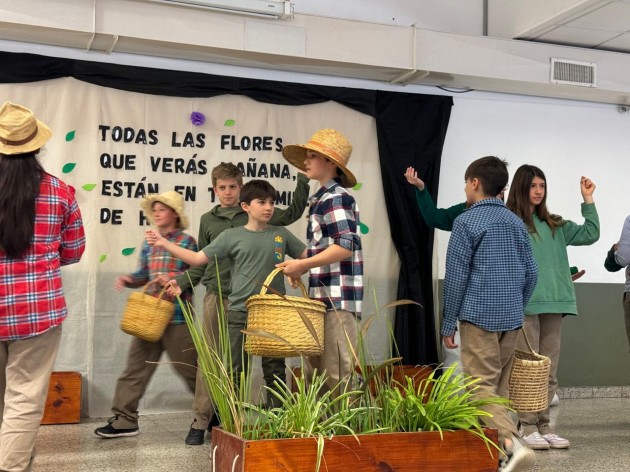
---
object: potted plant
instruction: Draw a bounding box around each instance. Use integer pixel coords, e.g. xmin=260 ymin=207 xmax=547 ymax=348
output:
xmin=179 ymin=289 xmax=506 ymax=472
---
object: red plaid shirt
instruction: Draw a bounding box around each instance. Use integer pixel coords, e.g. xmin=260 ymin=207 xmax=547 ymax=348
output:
xmin=0 ymin=173 xmax=85 ymax=340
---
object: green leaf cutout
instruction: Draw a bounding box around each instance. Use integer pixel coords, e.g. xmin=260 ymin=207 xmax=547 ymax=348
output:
xmin=224 ymin=119 xmax=235 ymax=127
xmin=353 ymin=182 xmax=363 ymax=191
xmin=62 ymin=163 xmax=76 ymax=174
xmin=359 ymin=222 xmax=370 ymax=235
xmin=65 ymin=130 xmax=76 ymax=142
xmin=82 ymin=183 xmax=97 ymax=191
xmin=121 ymin=247 xmax=136 ymax=256
xmin=99 ymin=254 xmax=107 ymax=263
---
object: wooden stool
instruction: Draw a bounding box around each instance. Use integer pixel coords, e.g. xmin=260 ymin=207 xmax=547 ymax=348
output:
xmin=41 ymin=371 xmax=82 ymax=425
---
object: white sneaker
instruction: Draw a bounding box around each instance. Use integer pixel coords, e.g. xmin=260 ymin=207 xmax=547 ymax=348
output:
xmin=542 ymin=433 xmax=570 ymax=449
xmin=550 ymin=393 xmax=560 ymax=406
xmin=520 ymin=431 xmax=550 ymax=450
xmin=499 ymin=437 xmax=535 ymax=472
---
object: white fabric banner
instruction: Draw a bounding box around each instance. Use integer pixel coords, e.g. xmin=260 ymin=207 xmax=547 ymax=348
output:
xmin=1 ymin=78 xmax=399 ymax=417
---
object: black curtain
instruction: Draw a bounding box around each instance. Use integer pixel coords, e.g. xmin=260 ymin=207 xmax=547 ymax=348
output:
xmin=0 ymin=51 xmax=452 ymax=365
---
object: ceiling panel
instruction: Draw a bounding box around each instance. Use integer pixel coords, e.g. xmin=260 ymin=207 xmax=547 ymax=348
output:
xmin=564 ymin=2 xmax=630 ymax=32
xmin=535 ymin=25 xmax=623 ymax=48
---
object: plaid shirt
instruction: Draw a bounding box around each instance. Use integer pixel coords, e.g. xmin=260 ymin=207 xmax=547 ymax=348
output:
xmin=129 ymin=230 xmax=197 ymax=324
xmin=442 ymin=199 xmax=538 ymax=336
xmin=0 ymin=173 xmax=85 ymax=341
xmin=307 ymin=179 xmax=363 ymax=314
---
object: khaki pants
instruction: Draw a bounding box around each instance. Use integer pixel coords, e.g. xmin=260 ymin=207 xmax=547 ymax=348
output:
xmin=110 ymin=324 xmax=197 ymax=429
xmin=517 ymin=313 xmax=563 ymax=435
xmin=459 ymin=321 xmax=518 ymax=446
xmin=228 ymin=311 xmax=286 ymax=408
xmin=191 ymin=292 xmax=228 ymax=429
xmin=305 ymin=309 xmax=358 ymax=396
xmin=0 ymin=325 xmax=62 ymax=472
xmin=624 ymin=292 xmax=630 ymax=353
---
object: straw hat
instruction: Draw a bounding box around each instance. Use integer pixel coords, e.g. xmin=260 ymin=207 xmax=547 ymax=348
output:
xmin=140 ymin=191 xmax=189 ymax=230
xmin=282 ymin=129 xmax=356 ymax=188
xmin=0 ymin=102 xmax=52 ymax=155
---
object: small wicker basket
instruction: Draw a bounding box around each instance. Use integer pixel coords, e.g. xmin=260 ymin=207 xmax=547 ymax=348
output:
xmin=245 ymin=268 xmax=326 ymax=358
xmin=508 ymin=329 xmax=551 ymax=412
xmin=120 ymin=286 xmax=175 ymax=342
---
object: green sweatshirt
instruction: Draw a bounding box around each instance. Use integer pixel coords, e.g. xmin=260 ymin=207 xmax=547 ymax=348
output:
xmin=525 ymin=203 xmax=599 ymax=316
xmin=414 ymin=188 xmax=466 ymax=231
xmin=175 ymin=173 xmax=310 ymax=296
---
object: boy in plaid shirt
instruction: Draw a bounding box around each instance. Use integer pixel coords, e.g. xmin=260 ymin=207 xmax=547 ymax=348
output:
xmin=278 ymin=129 xmax=363 ymax=396
xmin=95 ymin=191 xmax=198 ymax=439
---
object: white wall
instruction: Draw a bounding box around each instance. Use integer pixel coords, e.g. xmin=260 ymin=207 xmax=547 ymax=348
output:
xmin=436 ymin=90 xmax=630 ymax=283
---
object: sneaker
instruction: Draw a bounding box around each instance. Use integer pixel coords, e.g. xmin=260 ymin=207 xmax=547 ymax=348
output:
xmin=94 ymin=417 xmax=138 ymax=438
xmin=542 ymin=433 xmax=570 ymax=449
xmin=185 ymin=427 xmax=205 ymax=446
xmin=499 ymin=438 xmax=535 ymax=472
xmin=520 ymin=431 xmax=550 ymax=451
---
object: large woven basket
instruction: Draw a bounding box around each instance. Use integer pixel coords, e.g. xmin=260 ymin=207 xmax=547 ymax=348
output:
xmin=120 ymin=286 xmax=175 ymax=342
xmin=245 ymin=268 xmax=326 ymax=358
xmin=508 ymin=329 xmax=551 ymax=412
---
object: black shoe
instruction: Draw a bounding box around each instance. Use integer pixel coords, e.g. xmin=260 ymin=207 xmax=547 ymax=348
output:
xmin=94 ymin=417 xmax=139 ymax=438
xmin=207 ymin=414 xmax=220 ymax=432
xmin=185 ymin=427 xmax=205 ymax=445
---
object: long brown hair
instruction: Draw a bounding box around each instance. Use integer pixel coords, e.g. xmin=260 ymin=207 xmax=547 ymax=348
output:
xmin=0 ymin=151 xmax=44 ymax=258
xmin=506 ymin=164 xmax=564 ymax=236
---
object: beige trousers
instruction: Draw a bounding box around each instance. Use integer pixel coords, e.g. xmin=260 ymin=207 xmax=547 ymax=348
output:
xmin=0 ymin=325 xmax=62 ymax=472
xmin=517 ymin=313 xmax=563 ymax=435
xmin=305 ymin=309 xmax=358 ymax=396
xmin=459 ymin=321 xmax=519 ymax=446
xmin=191 ymin=292 xmax=228 ymax=429
xmin=110 ymin=323 xmax=197 ymax=429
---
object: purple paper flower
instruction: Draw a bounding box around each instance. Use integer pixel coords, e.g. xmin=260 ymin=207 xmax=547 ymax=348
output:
xmin=190 ymin=111 xmax=206 ymax=126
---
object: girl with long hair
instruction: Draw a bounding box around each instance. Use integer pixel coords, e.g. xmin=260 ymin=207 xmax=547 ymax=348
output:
xmin=0 ymin=102 xmax=85 ymax=471
xmin=506 ymin=164 xmax=599 ymax=451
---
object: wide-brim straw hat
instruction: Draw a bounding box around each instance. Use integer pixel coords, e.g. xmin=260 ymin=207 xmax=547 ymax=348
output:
xmin=0 ymin=102 xmax=52 ymax=155
xmin=282 ymin=129 xmax=356 ymax=188
xmin=140 ymin=191 xmax=189 ymax=230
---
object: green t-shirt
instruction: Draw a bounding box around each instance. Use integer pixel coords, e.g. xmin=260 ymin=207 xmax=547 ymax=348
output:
xmin=201 ymin=225 xmax=306 ymax=312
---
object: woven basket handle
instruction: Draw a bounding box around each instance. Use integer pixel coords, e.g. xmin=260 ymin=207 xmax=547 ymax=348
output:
xmin=141 ymin=282 xmax=170 ymax=301
xmin=518 ymin=327 xmax=537 ymax=355
xmin=260 ymin=267 xmax=308 ymax=298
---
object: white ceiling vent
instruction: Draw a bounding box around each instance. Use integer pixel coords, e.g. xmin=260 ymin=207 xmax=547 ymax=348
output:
xmin=550 ymin=58 xmax=596 ymax=87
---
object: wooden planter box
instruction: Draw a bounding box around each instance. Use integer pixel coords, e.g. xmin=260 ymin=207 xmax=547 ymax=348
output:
xmin=211 ymin=427 xmax=499 ymax=472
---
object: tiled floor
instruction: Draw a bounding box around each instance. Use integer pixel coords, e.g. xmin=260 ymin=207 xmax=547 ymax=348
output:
xmin=33 ymin=397 xmax=630 ymax=471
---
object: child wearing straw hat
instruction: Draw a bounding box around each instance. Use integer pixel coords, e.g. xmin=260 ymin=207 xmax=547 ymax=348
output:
xmin=0 ymin=102 xmax=85 ymax=471
xmin=276 ymin=129 xmax=363 ymax=396
xmin=94 ymin=191 xmax=198 ymax=439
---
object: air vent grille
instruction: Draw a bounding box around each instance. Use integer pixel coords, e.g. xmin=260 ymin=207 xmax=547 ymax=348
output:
xmin=550 ymin=58 xmax=596 ymax=87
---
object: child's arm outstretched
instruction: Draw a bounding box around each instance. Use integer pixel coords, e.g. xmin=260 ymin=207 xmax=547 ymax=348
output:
xmin=146 ymin=229 xmax=209 ymax=267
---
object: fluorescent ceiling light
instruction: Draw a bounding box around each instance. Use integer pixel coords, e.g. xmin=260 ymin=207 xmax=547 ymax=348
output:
xmin=146 ymin=0 xmax=292 ymax=19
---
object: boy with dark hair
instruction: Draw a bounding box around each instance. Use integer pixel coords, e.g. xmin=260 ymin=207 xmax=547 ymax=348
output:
xmin=146 ymin=179 xmax=306 ymax=418
xmin=168 ymin=162 xmax=309 ymax=445
xmin=442 ymin=156 xmax=538 ymax=472
xmin=277 ymin=129 xmax=363 ymax=397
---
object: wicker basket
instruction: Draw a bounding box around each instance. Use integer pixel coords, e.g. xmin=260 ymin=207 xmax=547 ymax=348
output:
xmin=120 ymin=286 xmax=175 ymax=342
xmin=508 ymin=329 xmax=551 ymax=412
xmin=244 ymin=268 xmax=326 ymax=358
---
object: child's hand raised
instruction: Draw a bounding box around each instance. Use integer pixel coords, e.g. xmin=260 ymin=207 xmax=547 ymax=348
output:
xmin=404 ymin=167 xmax=425 ymax=190
xmin=580 ymin=176 xmax=596 ymax=202
xmin=145 ymin=229 xmax=165 ymax=247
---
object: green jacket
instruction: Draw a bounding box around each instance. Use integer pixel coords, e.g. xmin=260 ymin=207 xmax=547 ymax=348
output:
xmin=525 ymin=203 xmax=599 ymax=316
xmin=175 ymin=173 xmax=310 ymax=296
xmin=414 ymin=188 xmax=466 ymax=231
